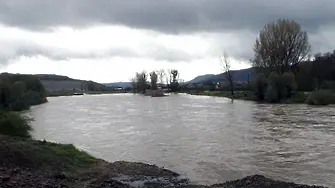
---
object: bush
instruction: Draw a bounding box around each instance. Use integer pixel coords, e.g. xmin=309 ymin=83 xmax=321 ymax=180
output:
xmin=265 ymin=85 xmax=279 ymax=103
xmin=287 ymin=92 xmax=308 ymax=103
xmin=10 ymin=100 xmax=30 ymax=111
xmin=0 ymin=111 xmax=33 ymax=138
xmin=22 ymin=90 xmax=45 ymax=105
xmin=306 ymin=90 xmax=334 ymax=105
xmin=320 ymin=81 xmax=335 ymax=91
xmin=255 ymin=73 xmax=267 ymax=101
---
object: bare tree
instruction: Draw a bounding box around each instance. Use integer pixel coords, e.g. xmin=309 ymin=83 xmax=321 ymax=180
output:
xmin=166 ymin=69 xmax=171 ymax=85
xmin=220 ymin=52 xmax=234 ymax=96
xmin=157 ymin=69 xmax=165 ymax=85
xmin=251 ymin=19 xmax=311 ymax=75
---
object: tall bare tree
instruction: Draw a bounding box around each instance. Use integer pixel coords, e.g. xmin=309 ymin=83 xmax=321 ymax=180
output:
xmin=220 ymin=52 xmax=234 ymax=96
xmin=251 ymin=19 xmax=311 ymax=75
xmin=157 ymin=69 xmax=166 ymax=85
xmin=166 ymin=69 xmax=171 ymax=85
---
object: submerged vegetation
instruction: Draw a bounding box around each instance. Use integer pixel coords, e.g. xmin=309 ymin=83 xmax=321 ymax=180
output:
xmin=130 ymin=69 xmax=182 ymax=96
xmin=185 ymin=19 xmax=335 ymax=105
xmin=249 ymin=19 xmax=334 ymax=105
xmin=306 ymin=90 xmax=335 ymax=106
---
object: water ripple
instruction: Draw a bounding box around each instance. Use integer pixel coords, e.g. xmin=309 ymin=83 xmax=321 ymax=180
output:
xmin=25 ymin=94 xmax=335 ymax=187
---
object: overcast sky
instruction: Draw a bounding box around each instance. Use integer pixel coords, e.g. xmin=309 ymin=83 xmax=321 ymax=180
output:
xmin=0 ymin=0 xmax=334 ymax=82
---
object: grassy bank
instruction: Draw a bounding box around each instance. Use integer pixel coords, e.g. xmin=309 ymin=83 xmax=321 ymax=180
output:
xmin=0 ymin=135 xmax=99 ymax=172
xmin=0 ymin=134 xmax=327 ymax=188
xmin=185 ymin=90 xmax=321 ymax=104
xmin=46 ymin=90 xmax=129 ymax=97
xmin=186 ymin=91 xmax=257 ymax=101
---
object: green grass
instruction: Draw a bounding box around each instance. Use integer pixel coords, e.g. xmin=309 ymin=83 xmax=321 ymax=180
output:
xmin=187 ymin=90 xmax=314 ymax=104
xmin=187 ymin=91 xmax=256 ymax=101
xmin=0 ymin=134 xmax=100 ymax=172
xmin=47 ymin=90 xmax=129 ymax=97
xmin=0 ymin=111 xmax=33 ymax=138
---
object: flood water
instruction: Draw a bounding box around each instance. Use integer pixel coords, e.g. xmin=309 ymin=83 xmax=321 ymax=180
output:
xmin=26 ymin=94 xmax=335 ymax=187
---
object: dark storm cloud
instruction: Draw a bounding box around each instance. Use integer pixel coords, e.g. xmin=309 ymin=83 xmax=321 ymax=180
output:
xmin=0 ymin=0 xmax=334 ymax=33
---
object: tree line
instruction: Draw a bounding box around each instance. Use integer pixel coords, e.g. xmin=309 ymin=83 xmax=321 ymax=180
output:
xmin=0 ymin=73 xmax=47 ymax=111
xmin=130 ymin=69 xmax=181 ymax=93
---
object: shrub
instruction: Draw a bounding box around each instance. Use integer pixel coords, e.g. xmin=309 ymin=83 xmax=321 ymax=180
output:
xmin=306 ymin=90 xmax=334 ymax=105
xmin=22 ymin=90 xmax=45 ymax=105
xmin=320 ymin=81 xmax=335 ymax=91
xmin=265 ymin=85 xmax=279 ymax=103
xmin=10 ymin=100 xmax=30 ymax=111
xmin=254 ymin=73 xmax=267 ymax=101
xmin=287 ymin=92 xmax=308 ymax=103
xmin=0 ymin=111 xmax=33 ymax=138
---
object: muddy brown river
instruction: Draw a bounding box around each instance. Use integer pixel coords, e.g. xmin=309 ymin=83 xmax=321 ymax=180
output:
xmin=26 ymin=94 xmax=335 ymax=187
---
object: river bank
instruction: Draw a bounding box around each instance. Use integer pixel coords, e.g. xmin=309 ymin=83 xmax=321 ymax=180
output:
xmin=0 ymin=135 xmax=326 ymax=188
xmin=185 ymin=91 xmax=312 ymax=104
xmin=46 ymin=90 xmax=130 ymax=97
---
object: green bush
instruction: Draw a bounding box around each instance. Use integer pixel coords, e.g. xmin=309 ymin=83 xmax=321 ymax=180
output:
xmin=320 ymin=81 xmax=335 ymax=91
xmin=0 ymin=73 xmax=47 ymax=111
xmin=287 ymin=92 xmax=308 ymax=103
xmin=22 ymin=90 xmax=45 ymax=105
xmin=306 ymin=90 xmax=334 ymax=105
xmin=265 ymin=85 xmax=279 ymax=103
xmin=0 ymin=111 xmax=33 ymax=138
xmin=254 ymin=73 xmax=267 ymax=101
xmin=10 ymin=100 xmax=30 ymax=111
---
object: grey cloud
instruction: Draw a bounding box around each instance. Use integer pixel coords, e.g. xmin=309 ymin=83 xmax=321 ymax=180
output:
xmin=0 ymin=0 xmax=334 ymax=33
xmin=0 ymin=40 xmax=197 ymax=64
xmin=0 ymin=41 xmax=138 ymax=63
xmin=0 ymin=0 xmax=334 ymax=63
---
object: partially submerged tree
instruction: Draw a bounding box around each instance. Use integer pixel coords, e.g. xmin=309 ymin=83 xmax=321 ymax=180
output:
xmin=150 ymin=71 xmax=158 ymax=90
xmin=251 ymin=19 xmax=311 ymax=75
xmin=249 ymin=19 xmax=310 ymax=102
xmin=170 ymin=69 xmax=179 ymax=92
xmin=220 ymin=52 xmax=234 ymax=96
xmin=130 ymin=77 xmax=136 ymax=93
xmin=135 ymin=71 xmax=148 ymax=93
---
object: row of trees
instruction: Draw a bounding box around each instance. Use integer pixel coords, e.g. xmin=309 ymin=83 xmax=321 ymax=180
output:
xmin=0 ymin=73 xmax=47 ymax=111
xmin=130 ymin=69 xmax=181 ymax=93
xmin=221 ymin=18 xmax=334 ymax=104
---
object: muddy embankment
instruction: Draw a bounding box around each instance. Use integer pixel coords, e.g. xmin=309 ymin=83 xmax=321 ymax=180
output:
xmin=0 ymin=135 xmax=327 ymax=188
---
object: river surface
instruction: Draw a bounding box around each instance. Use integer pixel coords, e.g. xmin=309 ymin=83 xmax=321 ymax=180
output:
xmin=26 ymin=94 xmax=335 ymax=187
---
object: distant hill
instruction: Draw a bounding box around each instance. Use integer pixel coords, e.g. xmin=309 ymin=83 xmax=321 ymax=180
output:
xmin=103 ymin=68 xmax=254 ymax=88
xmin=187 ymin=74 xmax=215 ymax=84
xmin=188 ymin=68 xmax=254 ymax=84
xmin=103 ymin=82 xmax=132 ymax=88
xmin=35 ymin=74 xmax=107 ymax=92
